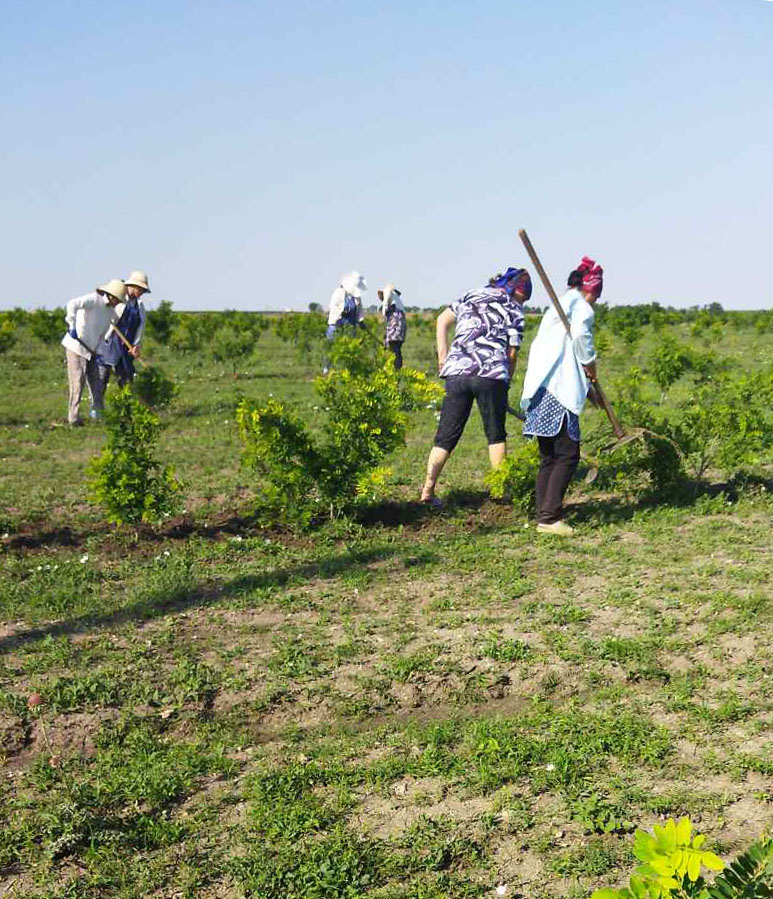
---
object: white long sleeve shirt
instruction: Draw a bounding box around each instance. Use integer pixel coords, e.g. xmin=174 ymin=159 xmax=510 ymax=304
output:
xmin=61 ymin=292 xmax=118 ymax=359
xmin=520 ymin=289 xmax=596 ymax=416
xmin=327 ymin=287 xmax=364 ymax=326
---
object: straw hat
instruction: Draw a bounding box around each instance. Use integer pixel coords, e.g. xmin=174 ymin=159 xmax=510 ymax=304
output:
xmin=97 ymin=279 xmax=128 ymax=303
xmin=124 ymin=270 xmax=151 ymax=292
xmin=340 ymin=271 xmax=367 ymax=298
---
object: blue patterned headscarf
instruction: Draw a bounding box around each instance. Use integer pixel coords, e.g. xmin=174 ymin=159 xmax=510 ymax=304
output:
xmin=490 ymin=267 xmax=532 ymax=301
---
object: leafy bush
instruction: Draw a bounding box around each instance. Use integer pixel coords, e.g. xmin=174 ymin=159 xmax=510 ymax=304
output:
xmin=88 ymin=388 xmax=181 ymax=525
xmin=650 ymin=336 xmax=695 ymax=393
xmin=145 ymin=299 xmax=175 ymax=345
xmin=28 ymin=308 xmax=65 ymax=345
xmin=169 ymin=315 xmax=205 ymax=355
xmin=237 ymin=335 xmax=442 ymax=524
xmin=211 ymin=324 xmax=256 ymax=370
xmin=273 ymin=312 xmax=327 ymax=358
xmin=591 ymin=816 xmax=773 ymax=899
xmin=0 ymin=318 xmax=17 ymax=354
xmin=131 ymin=365 xmax=178 ymax=408
xmin=484 ymin=441 xmax=539 ymax=511
xmin=667 ymin=368 xmax=773 ymax=479
xmin=594 ymin=435 xmax=685 ymax=501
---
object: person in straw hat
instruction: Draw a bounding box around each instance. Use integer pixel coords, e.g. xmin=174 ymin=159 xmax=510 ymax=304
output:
xmin=61 ymin=279 xmax=127 ymax=426
xmin=92 ymin=270 xmax=151 ymax=412
xmin=378 ymin=283 xmax=407 ymax=370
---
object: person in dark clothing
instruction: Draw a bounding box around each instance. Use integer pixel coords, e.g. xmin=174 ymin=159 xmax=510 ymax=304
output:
xmin=420 ymin=267 xmax=532 ymax=507
xmin=379 ymin=283 xmax=407 ymax=370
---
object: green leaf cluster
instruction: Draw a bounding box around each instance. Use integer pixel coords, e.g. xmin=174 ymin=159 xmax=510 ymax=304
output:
xmin=484 ymin=441 xmax=539 ymax=511
xmin=88 ymin=387 xmax=181 ymax=525
xmin=591 ymin=818 xmax=732 ymax=899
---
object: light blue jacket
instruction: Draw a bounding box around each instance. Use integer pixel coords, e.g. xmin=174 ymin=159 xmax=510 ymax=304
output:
xmin=520 ymin=289 xmax=596 ymax=416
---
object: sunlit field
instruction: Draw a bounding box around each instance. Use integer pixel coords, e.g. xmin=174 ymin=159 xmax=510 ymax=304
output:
xmin=1 ymin=305 xmax=772 ymax=898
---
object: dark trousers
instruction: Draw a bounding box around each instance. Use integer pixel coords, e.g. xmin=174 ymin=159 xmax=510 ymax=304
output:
xmin=93 ymin=363 xmax=132 ymax=411
xmin=535 ymin=420 xmax=580 ymax=523
xmin=386 ymin=341 xmax=403 ymax=370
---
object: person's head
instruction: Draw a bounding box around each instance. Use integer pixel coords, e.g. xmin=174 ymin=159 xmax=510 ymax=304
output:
xmin=340 ymin=271 xmax=367 ymax=298
xmin=568 ymin=257 xmax=603 ymax=304
xmin=489 ymin=267 xmax=533 ymax=305
xmin=97 ymin=279 xmax=127 ymax=307
xmin=124 ymin=270 xmax=151 ymax=300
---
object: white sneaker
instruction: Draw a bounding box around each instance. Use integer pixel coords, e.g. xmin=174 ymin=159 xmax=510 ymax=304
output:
xmin=89 ymin=409 xmax=101 ymax=420
xmin=536 ymin=521 xmax=574 ymax=536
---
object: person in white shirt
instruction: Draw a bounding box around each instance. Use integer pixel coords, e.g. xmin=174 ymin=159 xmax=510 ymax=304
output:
xmin=61 ymin=279 xmax=126 ymax=426
xmin=520 ymin=257 xmax=603 ymax=535
xmin=93 ymin=270 xmax=150 ymax=412
xmin=323 ymin=271 xmax=367 ymax=373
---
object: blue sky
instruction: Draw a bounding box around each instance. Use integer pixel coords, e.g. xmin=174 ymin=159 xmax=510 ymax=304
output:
xmin=1 ymin=0 xmax=771 ymax=310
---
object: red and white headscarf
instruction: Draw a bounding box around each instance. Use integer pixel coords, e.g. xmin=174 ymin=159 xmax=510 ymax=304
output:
xmin=576 ymin=257 xmax=603 ymax=298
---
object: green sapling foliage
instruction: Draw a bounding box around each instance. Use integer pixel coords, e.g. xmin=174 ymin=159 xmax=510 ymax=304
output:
xmin=484 ymin=442 xmax=540 ymax=512
xmin=88 ymin=387 xmax=181 ymax=525
xmin=145 ymin=299 xmax=175 ymax=345
xmin=0 ymin=317 xmax=17 ymax=355
xmin=237 ymin=334 xmax=442 ymax=523
xmin=131 ymin=365 xmax=178 ymax=409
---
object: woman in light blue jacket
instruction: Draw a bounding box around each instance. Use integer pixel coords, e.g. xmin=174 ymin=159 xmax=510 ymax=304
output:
xmin=520 ymin=258 xmax=603 ymax=535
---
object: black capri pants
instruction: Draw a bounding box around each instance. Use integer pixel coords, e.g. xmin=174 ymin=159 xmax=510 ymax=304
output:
xmin=433 ymin=376 xmax=508 ymax=452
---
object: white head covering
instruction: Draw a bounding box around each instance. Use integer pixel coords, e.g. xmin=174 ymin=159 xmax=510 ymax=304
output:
xmin=340 ymin=271 xmax=367 ymax=298
xmin=380 ymin=283 xmax=404 ymax=315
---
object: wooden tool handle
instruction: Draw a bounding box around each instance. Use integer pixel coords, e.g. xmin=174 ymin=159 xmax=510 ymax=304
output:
xmin=518 ymin=229 xmax=625 ymax=440
xmin=588 ymin=378 xmax=625 ymax=439
xmin=518 ymin=229 xmax=571 ymax=334
xmin=111 ymin=323 xmax=134 ymax=351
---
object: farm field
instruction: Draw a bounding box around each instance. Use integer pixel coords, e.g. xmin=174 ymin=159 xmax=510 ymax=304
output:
xmin=1 ymin=307 xmax=773 ymax=898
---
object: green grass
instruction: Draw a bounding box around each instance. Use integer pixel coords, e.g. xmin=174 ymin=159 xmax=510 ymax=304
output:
xmin=1 ymin=311 xmax=773 ymax=896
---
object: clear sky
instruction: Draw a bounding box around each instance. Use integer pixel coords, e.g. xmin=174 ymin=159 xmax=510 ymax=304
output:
xmin=1 ymin=0 xmax=771 ymax=311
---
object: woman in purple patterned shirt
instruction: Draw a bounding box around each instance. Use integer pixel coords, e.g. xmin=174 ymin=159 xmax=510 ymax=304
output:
xmin=420 ymin=267 xmax=532 ymax=507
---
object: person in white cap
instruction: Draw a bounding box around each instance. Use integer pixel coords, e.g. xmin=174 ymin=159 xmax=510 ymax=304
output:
xmin=61 ymin=279 xmax=127 ymax=426
xmin=92 ymin=270 xmax=150 ymax=410
xmin=379 ymin=283 xmax=407 ymax=370
xmin=323 ymin=271 xmax=368 ymax=373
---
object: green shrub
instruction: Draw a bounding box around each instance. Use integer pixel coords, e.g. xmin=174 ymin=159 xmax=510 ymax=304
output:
xmin=169 ymin=315 xmax=205 ymax=354
xmin=484 ymin=441 xmax=539 ymax=511
xmin=131 ymin=365 xmax=178 ymax=408
xmin=237 ymin=335 xmax=442 ymax=524
xmin=88 ymin=388 xmax=181 ymax=525
xmin=667 ymin=368 xmax=773 ymax=479
xmin=595 ymin=435 xmax=685 ymax=501
xmin=28 ymin=308 xmax=65 ymax=345
xmin=0 ymin=318 xmax=17 ymax=354
xmin=211 ymin=324 xmax=256 ymax=370
xmin=273 ymin=312 xmax=327 ymax=359
xmin=145 ymin=299 xmax=175 ymax=345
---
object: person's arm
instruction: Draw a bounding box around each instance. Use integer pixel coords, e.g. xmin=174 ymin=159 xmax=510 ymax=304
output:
xmin=65 ymin=293 xmax=98 ymax=330
xmin=436 ymin=307 xmax=456 ymax=370
xmin=357 ymin=300 xmax=366 ymax=328
xmin=506 ymin=304 xmax=525 ymax=381
xmin=507 ymin=346 xmax=518 ymax=379
xmin=571 ymin=305 xmax=597 ymax=382
xmin=328 ymin=289 xmax=344 ymax=325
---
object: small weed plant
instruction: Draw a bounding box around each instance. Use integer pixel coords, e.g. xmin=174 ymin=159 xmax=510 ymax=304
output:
xmin=88 ymin=387 xmax=181 ymax=525
xmin=591 ymin=817 xmax=773 ymax=899
xmin=484 ymin=441 xmax=539 ymax=511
